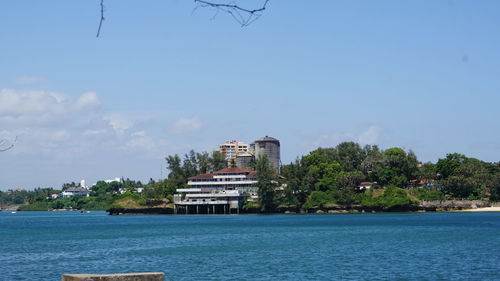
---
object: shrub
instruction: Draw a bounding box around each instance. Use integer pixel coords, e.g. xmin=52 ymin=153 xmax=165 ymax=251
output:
xmin=18 ymin=201 xmax=50 ymax=211
xmin=303 ymin=191 xmax=334 ymax=209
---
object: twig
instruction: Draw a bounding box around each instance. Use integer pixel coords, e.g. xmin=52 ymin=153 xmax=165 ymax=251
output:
xmin=96 ymin=0 xmax=105 ymax=37
xmin=194 ymin=0 xmax=269 ymax=27
xmin=95 ymin=0 xmax=269 ymax=38
xmin=0 ymin=136 xmax=17 ymax=152
xmin=194 ymin=0 xmax=269 ymax=14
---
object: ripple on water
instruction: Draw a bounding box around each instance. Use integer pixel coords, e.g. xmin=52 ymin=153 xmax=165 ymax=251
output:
xmin=0 ymin=212 xmax=499 ymax=281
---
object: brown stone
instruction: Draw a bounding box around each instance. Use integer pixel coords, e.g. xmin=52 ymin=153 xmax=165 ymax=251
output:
xmin=61 ymin=272 xmax=164 ymax=281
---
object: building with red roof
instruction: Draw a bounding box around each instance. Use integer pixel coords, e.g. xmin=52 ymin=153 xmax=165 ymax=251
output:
xmin=174 ymin=167 xmax=258 ymax=214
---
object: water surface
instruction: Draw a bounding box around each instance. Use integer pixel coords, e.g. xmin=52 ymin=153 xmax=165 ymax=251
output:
xmin=1 ymin=211 xmax=499 ymax=280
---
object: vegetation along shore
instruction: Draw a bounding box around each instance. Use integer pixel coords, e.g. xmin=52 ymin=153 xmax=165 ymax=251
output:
xmin=2 ymin=142 xmax=499 ymax=214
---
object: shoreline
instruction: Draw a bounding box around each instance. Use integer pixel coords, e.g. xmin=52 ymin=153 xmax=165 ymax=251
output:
xmin=5 ymin=208 xmax=500 ymax=214
xmin=458 ymin=207 xmax=500 ymax=212
xmin=106 ymin=206 xmax=500 ymax=215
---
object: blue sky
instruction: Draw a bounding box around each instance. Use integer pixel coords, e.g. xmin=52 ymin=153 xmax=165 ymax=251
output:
xmin=1 ymin=0 xmax=500 ymax=189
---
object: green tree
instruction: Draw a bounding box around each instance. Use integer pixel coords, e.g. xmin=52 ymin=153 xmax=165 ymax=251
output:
xmin=281 ymin=158 xmax=310 ymax=206
xmin=209 ymin=151 xmax=227 ymax=171
xmin=436 ymin=153 xmax=467 ymax=179
xmin=90 ymin=181 xmax=111 ymax=196
xmin=303 ymin=191 xmax=332 ymax=209
xmin=361 ymin=145 xmax=385 ymax=181
xmin=377 ymin=147 xmax=419 ymax=187
xmin=182 ymin=150 xmax=199 ymax=178
xmin=256 ymin=155 xmax=276 ymax=212
xmin=196 ymin=152 xmax=210 ymax=173
xmin=333 ymin=170 xmax=364 ymax=204
xmin=166 ymin=154 xmax=184 ymax=178
xmin=419 ymin=162 xmax=438 ymax=182
xmin=336 ymin=142 xmax=365 ymax=172
xmin=62 ymin=182 xmax=77 ymax=191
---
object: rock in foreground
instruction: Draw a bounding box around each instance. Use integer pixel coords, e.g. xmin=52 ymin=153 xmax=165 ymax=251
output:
xmin=61 ymin=272 xmax=164 ymax=281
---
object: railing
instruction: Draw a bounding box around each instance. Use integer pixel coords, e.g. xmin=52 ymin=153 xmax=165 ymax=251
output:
xmin=188 ymin=181 xmax=257 ymax=185
xmin=175 ymin=200 xmax=230 ymax=205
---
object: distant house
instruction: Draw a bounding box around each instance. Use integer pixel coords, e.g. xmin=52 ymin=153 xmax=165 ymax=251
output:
xmin=119 ymin=187 xmax=144 ymax=194
xmin=61 ymin=186 xmax=91 ymax=198
xmin=358 ymin=181 xmax=377 ymax=190
xmin=104 ymin=177 xmax=121 ymax=184
xmin=408 ymin=179 xmax=436 ymax=188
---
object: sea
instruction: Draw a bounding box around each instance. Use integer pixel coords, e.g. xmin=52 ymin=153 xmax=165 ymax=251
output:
xmin=0 ymin=211 xmax=499 ymax=281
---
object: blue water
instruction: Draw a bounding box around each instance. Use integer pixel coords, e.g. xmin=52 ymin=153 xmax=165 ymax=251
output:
xmin=0 ymin=212 xmax=499 ymax=281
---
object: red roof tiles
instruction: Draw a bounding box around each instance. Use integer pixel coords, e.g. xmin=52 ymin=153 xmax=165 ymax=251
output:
xmin=188 ymin=173 xmax=214 ymax=180
xmin=213 ymin=167 xmax=253 ymax=174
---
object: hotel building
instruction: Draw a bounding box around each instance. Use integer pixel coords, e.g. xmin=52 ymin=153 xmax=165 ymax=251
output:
xmin=173 ymin=168 xmax=258 ymax=214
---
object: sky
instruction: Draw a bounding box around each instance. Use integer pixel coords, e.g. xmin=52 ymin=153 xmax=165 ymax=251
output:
xmin=1 ymin=0 xmax=500 ymax=190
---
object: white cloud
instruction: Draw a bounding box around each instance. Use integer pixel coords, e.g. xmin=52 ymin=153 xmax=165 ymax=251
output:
xmin=0 ymin=87 xmax=190 ymax=189
xmin=0 ymin=88 xmax=168 ymax=161
xmin=14 ymin=76 xmax=44 ymax=84
xmin=103 ymin=114 xmax=133 ymax=135
xmin=170 ymin=116 xmax=203 ymax=134
xmin=0 ymin=88 xmax=101 ymax=126
xmin=83 ymin=129 xmax=107 ymax=136
xmin=0 ymin=88 xmax=109 ymax=157
xmin=357 ymin=126 xmax=381 ymax=145
xmin=313 ymin=125 xmax=382 ymax=148
xmin=314 ymin=132 xmax=354 ymax=147
xmin=74 ymin=91 xmax=101 ymax=111
xmin=51 ymin=130 xmax=71 ymax=141
xmin=123 ymin=136 xmax=156 ymax=151
xmin=131 ymin=131 xmax=146 ymax=137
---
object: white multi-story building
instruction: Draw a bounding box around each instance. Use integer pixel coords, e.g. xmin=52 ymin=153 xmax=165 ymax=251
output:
xmin=174 ymin=167 xmax=258 ymax=214
xmin=61 ymin=186 xmax=91 ymax=198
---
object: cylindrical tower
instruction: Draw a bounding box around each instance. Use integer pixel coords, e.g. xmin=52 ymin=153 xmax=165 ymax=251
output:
xmin=254 ymin=136 xmax=280 ymax=173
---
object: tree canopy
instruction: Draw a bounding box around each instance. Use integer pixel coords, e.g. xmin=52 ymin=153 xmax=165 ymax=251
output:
xmin=9 ymin=142 xmax=500 ymax=212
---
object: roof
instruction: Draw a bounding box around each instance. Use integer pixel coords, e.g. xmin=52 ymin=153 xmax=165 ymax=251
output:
xmin=359 ymin=182 xmax=376 ymax=186
xmin=254 ymin=136 xmax=280 ymax=145
xmin=188 ymin=173 xmax=214 ymax=180
xmin=213 ymin=167 xmax=254 ymax=174
xmin=65 ymin=186 xmax=90 ymax=193
xmin=409 ymin=179 xmax=435 ymax=184
xmin=188 ymin=168 xmax=257 ymax=180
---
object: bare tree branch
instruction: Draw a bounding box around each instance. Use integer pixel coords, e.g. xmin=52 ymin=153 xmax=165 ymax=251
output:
xmin=0 ymin=137 xmax=17 ymax=152
xmin=194 ymin=0 xmax=269 ymax=14
xmin=96 ymin=0 xmax=269 ymax=37
xmin=194 ymin=0 xmax=270 ymax=27
xmin=96 ymin=0 xmax=105 ymax=37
